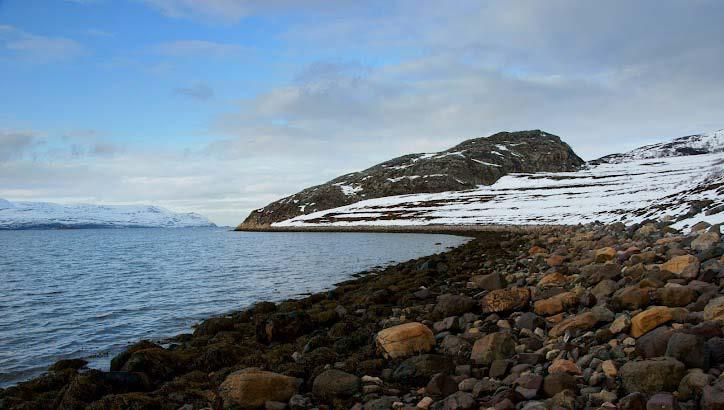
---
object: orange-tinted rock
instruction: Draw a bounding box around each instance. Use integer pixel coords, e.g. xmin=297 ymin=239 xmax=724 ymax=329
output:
xmin=480 ymin=287 xmax=530 ymax=313
xmin=533 ymin=292 xmax=579 ymax=316
xmin=538 ymin=272 xmax=570 ymax=288
xmin=549 ymin=312 xmax=599 ymax=337
xmin=548 ymin=359 xmax=582 ymax=375
xmin=546 ymin=255 xmax=566 ymax=267
xmin=661 ymin=255 xmax=700 ymax=278
xmin=631 ymin=306 xmax=673 ymax=338
xmin=375 ymin=322 xmax=435 ymax=359
xmin=595 ymin=247 xmax=617 ymax=263
xmin=219 ymin=368 xmax=301 ymax=408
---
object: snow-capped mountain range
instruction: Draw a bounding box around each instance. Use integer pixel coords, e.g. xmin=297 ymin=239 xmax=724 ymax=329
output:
xmin=0 ymin=200 xmax=216 ymax=230
xmin=267 ymin=129 xmax=724 ymax=230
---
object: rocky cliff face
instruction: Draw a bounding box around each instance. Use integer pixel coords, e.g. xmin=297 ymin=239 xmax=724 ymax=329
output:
xmin=238 ymin=130 xmax=584 ymax=228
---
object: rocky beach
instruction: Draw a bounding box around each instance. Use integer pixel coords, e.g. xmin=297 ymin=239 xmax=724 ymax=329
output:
xmin=2 ymin=220 xmax=723 ymax=409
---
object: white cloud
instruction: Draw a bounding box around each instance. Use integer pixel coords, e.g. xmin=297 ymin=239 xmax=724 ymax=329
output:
xmin=0 ymin=25 xmax=85 ymax=63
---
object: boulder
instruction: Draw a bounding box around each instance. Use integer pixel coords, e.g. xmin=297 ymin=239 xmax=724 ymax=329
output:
xmin=549 ymin=311 xmax=599 ymax=337
xmin=612 ymin=286 xmax=651 ymax=311
xmin=665 ymin=333 xmax=709 ymax=370
xmin=430 ymin=391 xmax=476 ymax=410
xmin=533 ymin=292 xmax=579 ymax=316
xmin=636 ymin=326 xmax=675 ymax=358
xmin=595 ymin=247 xmax=617 ymax=262
xmin=312 ymin=369 xmax=360 ymax=400
xmin=656 ymin=286 xmax=696 ymax=307
xmin=691 ymin=231 xmax=720 ymax=252
xmin=219 ymin=368 xmax=301 ymax=408
xmin=701 ymin=380 xmax=724 ymax=409
xmin=425 ymin=373 xmax=458 ymax=397
xmin=432 ymin=294 xmax=475 ymax=319
xmin=375 ymin=322 xmax=435 ymax=359
xmin=470 ymin=332 xmax=516 ymax=365
xmin=661 ymin=255 xmax=700 ymax=279
xmin=470 ymin=272 xmax=503 ymax=291
xmin=704 ymin=296 xmax=724 ymax=324
xmin=542 ymin=373 xmax=577 ymax=397
xmin=645 ymin=393 xmax=680 ymax=410
xmin=619 ymin=357 xmax=685 ymax=396
xmin=480 ymin=287 xmax=530 ymax=313
xmin=631 ymin=306 xmax=673 ymax=338
xmin=678 ymin=369 xmax=713 ymax=401
xmin=581 ymin=263 xmax=621 ymax=284
xmin=393 ymin=354 xmax=454 ymax=385
xmin=548 ymin=359 xmax=581 ymax=375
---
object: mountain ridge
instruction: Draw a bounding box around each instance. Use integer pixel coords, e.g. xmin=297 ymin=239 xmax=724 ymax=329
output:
xmin=0 ymin=199 xmax=216 ymax=230
xmin=238 ymin=130 xmax=584 ymax=228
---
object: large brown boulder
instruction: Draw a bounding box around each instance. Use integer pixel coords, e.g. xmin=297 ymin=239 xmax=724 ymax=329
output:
xmin=549 ymin=312 xmax=599 ymax=337
xmin=661 ymin=255 xmax=700 ymax=278
xmin=480 ymin=287 xmax=530 ymax=313
xmin=219 ymin=368 xmax=301 ymax=409
xmin=619 ymin=357 xmax=685 ymax=396
xmin=704 ymin=296 xmax=724 ymax=324
xmin=432 ymin=294 xmax=476 ymax=319
xmin=375 ymin=322 xmax=435 ymax=359
xmin=631 ymin=306 xmax=673 ymax=338
xmin=533 ymin=291 xmax=579 ymax=316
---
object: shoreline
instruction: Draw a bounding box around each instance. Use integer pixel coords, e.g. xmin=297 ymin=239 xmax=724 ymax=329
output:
xmin=234 ymin=224 xmax=565 ymax=235
xmin=2 ymin=222 xmax=722 ymax=409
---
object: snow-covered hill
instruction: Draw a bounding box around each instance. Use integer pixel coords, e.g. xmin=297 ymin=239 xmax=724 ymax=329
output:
xmin=273 ymin=131 xmax=724 ymax=230
xmin=0 ymin=199 xmax=216 ymax=230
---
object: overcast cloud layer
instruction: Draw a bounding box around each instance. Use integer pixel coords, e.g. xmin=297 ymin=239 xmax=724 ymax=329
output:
xmin=1 ymin=0 xmax=723 ymax=225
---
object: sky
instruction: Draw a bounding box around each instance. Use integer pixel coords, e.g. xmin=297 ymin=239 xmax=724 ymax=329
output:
xmin=1 ymin=0 xmax=723 ymax=226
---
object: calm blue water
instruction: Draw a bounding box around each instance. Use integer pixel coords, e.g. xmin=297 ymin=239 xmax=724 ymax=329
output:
xmin=0 ymin=228 xmax=468 ymax=387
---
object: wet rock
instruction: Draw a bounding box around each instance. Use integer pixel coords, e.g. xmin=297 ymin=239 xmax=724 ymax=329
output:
xmin=631 ymin=306 xmax=674 ymax=337
xmin=49 ymin=358 xmax=88 ymax=372
xmin=480 ymin=287 xmax=530 ymax=313
xmin=646 ymin=392 xmax=680 ymax=410
xmin=619 ymin=392 xmax=647 ymax=410
xmin=425 ymin=373 xmax=458 ymax=397
xmin=656 ymin=286 xmax=696 ymax=307
xmin=619 ymin=357 xmax=685 ymax=396
xmin=430 ymin=391 xmax=476 ymax=410
xmin=701 ymin=380 xmax=724 ymax=409
xmin=85 ymin=393 xmax=160 ymax=410
xmin=393 ymin=354 xmax=454 ymax=386
xmin=193 ymin=316 xmax=235 ymax=336
xmin=543 ymin=372 xmax=577 ymax=397
xmin=470 ymin=332 xmax=516 ymax=365
xmin=665 ymin=332 xmax=709 ymax=370
xmin=636 ymin=326 xmax=675 ymax=358
xmin=471 ymin=272 xmax=503 ymax=291
xmin=256 ymin=311 xmax=313 ymax=343
xmin=375 ymin=322 xmax=435 ymax=359
xmin=612 ymin=286 xmax=651 ymax=311
xmin=661 ymin=255 xmax=700 ymax=279
xmin=219 ymin=368 xmax=301 ymax=409
xmin=581 ymin=263 xmax=621 ymax=284
xmin=678 ymin=369 xmax=713 ymax=401
xmin=312 ymin=369 xmax=360 ymax=401
xmin=432 ymin=294 xmax=475 ymax=319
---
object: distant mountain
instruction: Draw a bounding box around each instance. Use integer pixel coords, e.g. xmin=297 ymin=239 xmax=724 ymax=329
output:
xmin=251 ymin=129 xmax=724 ymax=230
xmin=590 ymin=129 xmax=724 ymax=165
xmin=0 ymin=199 xmax=216 ymax=230
xmin=238 ymin=130 xmax=584 ymax=228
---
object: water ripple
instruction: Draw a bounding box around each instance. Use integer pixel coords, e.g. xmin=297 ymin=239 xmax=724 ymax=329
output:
xmin=0 ymin=227 xmax=468 ymax=387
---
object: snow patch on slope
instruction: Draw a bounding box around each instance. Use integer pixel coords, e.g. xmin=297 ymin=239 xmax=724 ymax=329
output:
xmin=274 ymin=153 xmax=724 ymax=229
xmin=0 ymin=200 xmax=216 ymax=229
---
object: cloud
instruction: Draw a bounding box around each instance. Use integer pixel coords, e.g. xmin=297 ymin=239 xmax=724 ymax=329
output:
xmin=174 ymin=83 xmax=214 ymax=100
xmin=0 ymin=131 xmax=39 ymax=161
xmin=153 ymin=40 xmax=242 ymax=58
xmin=0 ymin=25 xmax=85 ymax=63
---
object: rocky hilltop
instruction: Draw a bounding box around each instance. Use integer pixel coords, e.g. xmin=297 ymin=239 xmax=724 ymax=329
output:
xmin=238 ymin=130 xmax=583 ymax=229
xmin=271 ymin=130 xmax=724 ymax=230
xmin=3 ymin=221 xmax=723 ymax=409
